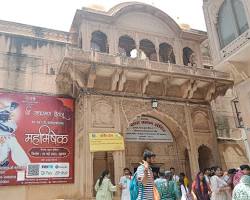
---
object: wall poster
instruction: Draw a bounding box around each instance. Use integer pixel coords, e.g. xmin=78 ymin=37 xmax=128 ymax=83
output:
xmin=0 ymin=92 xmax=74 ymax=186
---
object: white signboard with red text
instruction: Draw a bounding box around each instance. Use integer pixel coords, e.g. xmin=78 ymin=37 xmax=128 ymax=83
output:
xmin=126 ymin=116 xmax=173 ymax=142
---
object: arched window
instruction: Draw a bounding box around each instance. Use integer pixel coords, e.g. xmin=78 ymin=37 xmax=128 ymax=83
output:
xmin=118 ymin=35 xmax=136 ymax=57
xmin=183 ymin=47 xmax=195 ymax=66
xmin=159 ymin=43 xmax=176 ymax=64
xmin=139 ymin=39 xmax=157 ymax=61
xmin=91 ymin=31 xmax=109 ymax=53
xmin=232 ymin=0 xmax=249 ymax=34
xmin=217 ymin=0 xmax=249 ymax=48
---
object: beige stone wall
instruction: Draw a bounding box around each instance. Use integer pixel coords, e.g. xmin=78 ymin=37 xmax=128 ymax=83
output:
xmin=210 ymin=89 xmax=249 ymax=168
xmin=0 ymin=31 xmax=68 ymax=94
xmin=0 ymin=27 xmax=83 ymax=200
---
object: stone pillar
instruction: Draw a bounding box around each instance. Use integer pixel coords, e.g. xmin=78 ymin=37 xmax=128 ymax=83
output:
xmin=184 ymin=104 xmax=199 ymax=178
xmin=155 ymin=38 xmax=160 ymax=62
xmin=173 ymin=39 xmax=183 ymax=65
xmin=113 ymin=151 xmax=126 ymax=200
xmin=109 ymin=27 xmax=117 ymax=55
xmin=135 ymin=33 xmax=140 ymax=56
xmin=81 ymin=95 xmax=93 ymax=199
xmin=113 ymin=98 xmax=126 ymax=199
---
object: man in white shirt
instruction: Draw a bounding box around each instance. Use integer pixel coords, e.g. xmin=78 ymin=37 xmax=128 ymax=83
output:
xmin=119 ymin=168 xmax=132 ymax=200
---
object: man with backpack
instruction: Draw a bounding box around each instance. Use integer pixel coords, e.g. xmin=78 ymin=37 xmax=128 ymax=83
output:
xmin=130 ymin=150 xmax=156 ymax=200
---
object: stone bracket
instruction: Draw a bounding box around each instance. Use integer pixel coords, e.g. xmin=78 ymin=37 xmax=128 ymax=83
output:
xmin=162 ymin=77 xmax=172 ymax=96
xmin=142 ymin=73 xmax=151 ymax=94
xmin=205 ymin=82 xmax=216 ymax=101
xmin=188 ymin=80 xmax=198 ymax=99
xmin=118 ymin=70 xmax=127 ymax=91
xmin=68 ymin=67 xmax=85 ymax=88
xmin=181 ymin=80 xmax=198 ymax=99
xmin=111 ymin=69 xmax=122 ymax=91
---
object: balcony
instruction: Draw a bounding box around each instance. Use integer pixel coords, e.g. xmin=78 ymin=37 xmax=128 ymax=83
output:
xmin=220 ymin=29 xmax=250 ymax=61
xmin=65 ymin=46 xmax=232 ymax=81
xmin=57 ymin=46 xmax=233 ymax=102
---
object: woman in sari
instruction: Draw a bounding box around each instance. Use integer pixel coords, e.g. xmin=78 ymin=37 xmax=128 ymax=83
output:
xmin=191 ymin=171 xmax=210 ymax=200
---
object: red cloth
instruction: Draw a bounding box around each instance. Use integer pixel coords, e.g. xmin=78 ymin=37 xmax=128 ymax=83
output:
xmin=233 ymin=170 xmax=244 ymax=187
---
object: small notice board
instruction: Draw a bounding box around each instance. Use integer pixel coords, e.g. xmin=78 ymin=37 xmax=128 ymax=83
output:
xmin=89 ymin=133 xmax=125 ymax=152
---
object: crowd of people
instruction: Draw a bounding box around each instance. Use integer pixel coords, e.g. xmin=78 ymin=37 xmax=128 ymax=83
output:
xmin=94 ymin=151 xmax=250 ymax=200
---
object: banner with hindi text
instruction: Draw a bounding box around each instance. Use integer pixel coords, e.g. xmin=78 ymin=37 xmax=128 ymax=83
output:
xmin=0 ymin=92 xmax=74 ymax=186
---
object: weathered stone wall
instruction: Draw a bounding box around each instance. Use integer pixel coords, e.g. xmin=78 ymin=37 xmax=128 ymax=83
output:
xmin=0 ymin=24 xmax=83 ymax=200
xmin=211 ymin=89 xmax=249 ymax=168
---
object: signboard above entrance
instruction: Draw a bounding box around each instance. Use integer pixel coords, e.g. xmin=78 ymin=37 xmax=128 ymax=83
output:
xmin=126 ymin=116 xmax=174 ymax=142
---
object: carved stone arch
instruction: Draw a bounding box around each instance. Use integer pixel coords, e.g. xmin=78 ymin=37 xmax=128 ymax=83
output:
xmin=192 ymin=110 xmax=210 ymax=132
xmin=118 ymin=35 xmax=136 ymax=57
xmin=92 ymin=100 xmax=114 ymax=128
xmin=90 ymin=30 xmax=109 ymax=53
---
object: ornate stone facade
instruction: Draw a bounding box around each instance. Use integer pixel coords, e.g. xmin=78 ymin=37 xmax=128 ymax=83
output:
xmin=0 ymin=2 xmax=243 ymax=200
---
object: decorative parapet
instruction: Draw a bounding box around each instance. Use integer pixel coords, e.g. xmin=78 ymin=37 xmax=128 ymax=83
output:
xmin=65 ymin=46 xmax=232 ymax=81
xmin=221 ymin=29 xmax=250 ymax=58
xmin=0 ymin=20 xmax=72 ymax=43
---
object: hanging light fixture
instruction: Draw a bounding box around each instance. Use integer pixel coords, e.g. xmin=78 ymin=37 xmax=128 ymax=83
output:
xmin=151 ymin=99 xmax=158 ymax=109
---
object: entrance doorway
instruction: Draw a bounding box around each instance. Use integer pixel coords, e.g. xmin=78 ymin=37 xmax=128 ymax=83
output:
xmin=93 ymin=152 xmax=114 ymax=196
xmin=198 ymin=145 xmax=214 ymax=171
xmin=125 ymin=115 xmax=189 ymax=178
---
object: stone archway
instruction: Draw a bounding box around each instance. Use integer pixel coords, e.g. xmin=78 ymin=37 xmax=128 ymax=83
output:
xmin=124 ymin=112 xmax=190 ymax=176
xmin=198 ymin=145 xmax=214 ymax=171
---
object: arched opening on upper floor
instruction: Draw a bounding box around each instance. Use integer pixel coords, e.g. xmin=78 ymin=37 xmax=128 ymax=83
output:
xmin=139 ymin=39 xmax=157 ymax=61
xmin=90 ymin=31 xmax=109 ymax=53
xmin=118 ymin=35 xmax=136 ymax=57
xmin=159 ymin=43 xmax=176 ymax=64
xmin=183 ymin=47 xmax=195 ymax=66
xmin=217 ymin=0 xmax=249 ymax=48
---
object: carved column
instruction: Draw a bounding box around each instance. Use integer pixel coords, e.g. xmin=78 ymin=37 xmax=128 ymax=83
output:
xmin=155 ymin=38 xmax=160 ymax=62
xmin=81 ymin=95 xmax=93 ymax=199
xmin=184 ymin=104 xmax=199 ymax=177
xmin=135 ymin=33 xmax=140 ymax=55
xmin=173 ymin=39 xmax=183 ymax=65
xmin=113 ymin=98 xmax=126 ymax=199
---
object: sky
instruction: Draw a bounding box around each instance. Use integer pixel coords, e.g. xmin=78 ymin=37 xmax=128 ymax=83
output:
xmin=0 ymin=0 xmax=207 ymax=32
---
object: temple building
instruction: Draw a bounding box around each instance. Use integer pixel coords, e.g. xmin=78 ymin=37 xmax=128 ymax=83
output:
xmin=0 ymin=2 xmax=248 ymax=200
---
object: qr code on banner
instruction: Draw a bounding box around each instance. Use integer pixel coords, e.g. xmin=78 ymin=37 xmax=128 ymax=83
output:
xmin=27 ymin=164 xmax=40 ymax=177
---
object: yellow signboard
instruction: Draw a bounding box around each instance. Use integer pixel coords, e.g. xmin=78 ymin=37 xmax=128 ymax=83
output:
xmin=89 ymin=133 xmax=125 ymax=152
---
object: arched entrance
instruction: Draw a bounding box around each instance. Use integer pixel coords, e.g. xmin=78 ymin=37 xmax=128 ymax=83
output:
xmin=198 ymin=145 xmax=214 ymax=171
xmin=124 ymin=115 xmax=190 ymax=176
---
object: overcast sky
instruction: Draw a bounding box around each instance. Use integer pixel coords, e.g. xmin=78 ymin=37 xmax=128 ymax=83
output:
xmin=0 ymin=0 xmax=206 ymax=32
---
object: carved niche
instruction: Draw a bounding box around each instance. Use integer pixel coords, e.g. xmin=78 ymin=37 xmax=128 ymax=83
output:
xmin=192 ymin=111 xmax=210 ymax=132
xmin=92 ymin=101 xmax=114 ymax=128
